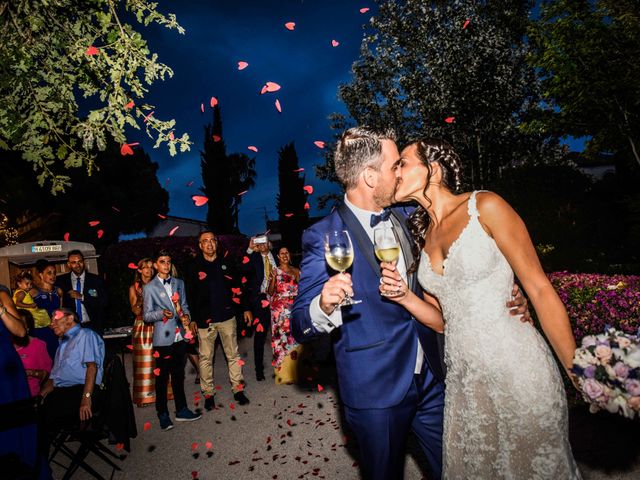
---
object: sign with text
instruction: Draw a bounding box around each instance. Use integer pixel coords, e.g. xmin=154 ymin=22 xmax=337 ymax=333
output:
xmin=31 ymin=244 xmax=62 ymax=253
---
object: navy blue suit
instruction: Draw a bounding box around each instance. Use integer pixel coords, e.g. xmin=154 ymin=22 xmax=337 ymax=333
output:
xmin=292 ymin=203 xmax=446 ymax=480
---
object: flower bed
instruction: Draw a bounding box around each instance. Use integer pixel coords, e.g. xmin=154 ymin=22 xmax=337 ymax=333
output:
xmin=548 ymin=272 xmax=640 ymax=342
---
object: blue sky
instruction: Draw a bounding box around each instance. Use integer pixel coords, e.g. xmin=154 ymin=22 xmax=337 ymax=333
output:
xmin=135 ymin=0 xmax=370 ymax=236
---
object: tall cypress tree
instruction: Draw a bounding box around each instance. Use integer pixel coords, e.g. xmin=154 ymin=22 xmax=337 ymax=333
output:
xmin=200 ymin=106 xmax=256 ymax=233
xmin=276 ymin=143 xmax=309 ymax=253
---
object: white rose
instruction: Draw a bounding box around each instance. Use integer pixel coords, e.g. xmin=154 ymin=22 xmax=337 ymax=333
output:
xmin=626 ymin=349 xmax=640 ymax=369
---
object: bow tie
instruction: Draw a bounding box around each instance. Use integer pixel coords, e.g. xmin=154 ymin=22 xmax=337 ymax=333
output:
xmin=163 ymin=278 xmax=171 ymax=285
xmin=370 ymin=209 xmax=392 ymax=228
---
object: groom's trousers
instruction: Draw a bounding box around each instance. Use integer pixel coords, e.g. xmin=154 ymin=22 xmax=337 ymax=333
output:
xmin=343 ymin=363 xmax=444 ymax=480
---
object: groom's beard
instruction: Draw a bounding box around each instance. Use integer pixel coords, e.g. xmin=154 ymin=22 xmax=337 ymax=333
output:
xmin=373 ymin=179 xmax=398 ymax=208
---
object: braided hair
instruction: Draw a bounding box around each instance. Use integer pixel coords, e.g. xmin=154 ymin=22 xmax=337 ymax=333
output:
xmin=406 ymin=138 xmax=464 ymax=273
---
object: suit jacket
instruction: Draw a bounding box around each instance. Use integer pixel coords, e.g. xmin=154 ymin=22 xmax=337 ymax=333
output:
xmin=246 ymin=250 xmax=274 ymax=304
xmin=291 ymin=203 xmax=445 ymax=410
xmin=184 ymin=254 xmax=249 ymax=327
xmin=142 ymin=276 xmax=191 ymax=347
xmin=57 ymin=271 xmax=108 ymax=335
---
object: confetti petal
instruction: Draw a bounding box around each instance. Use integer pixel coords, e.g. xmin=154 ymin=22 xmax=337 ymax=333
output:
xmin=444 ymin=116 xmax=456 ymax=123
xmin=360 ymin=7 xmax=370 ymax=14
xmin=284 ymin=22 xmax=296 ymax=31
xmin=256 ymin=324 xmax=264 ymax=333
xmin=116 ymin=443 xmax=124 ymax=451
xmin=153 ymin=351 xmax=160 ymax=358
xmin=120 ymin=142 xmax=139 ymax=156
xmin=97 ymin=229 xmax=104 ymax=239
xmin=144 ymin=421 xmax=152 ymax=431
xmin=205 ymin=441 xmax=213 ymax=450
xmin=85 ymin=45 xmax=99 ymax=56
xmin=157 ymin=213 xmax=167 ymax=219
xmin=331 ymin=40 xmax=340 ymax=47
xmin=169 ymin=226 xmax=180 ymax=236
xmin=303 ymin=185 xmax=314 ymax=194
xmin=200 ymin=103 xmax=205 ymax=113
xmin=63 ymin=232 xmax=70 ymax=241
xmin=293 ymin=168 xmax=304 ymax=172
xmin=313 ymin=141 xmax=325 ymax=149
xmin=229 ymin=402 xmax=236 ymax=410
xmin=241 ymin=276 xmax=247 ymax=284
xmin=242 ymin=256 xmax=250 ymax=264
xmin=191 ymin=442 xmax=198 ymax=451
xmin=238 ymin=359 xmax=246 ymax=366
xmin=186 ymin=180 xmax=194 ymax=187
xmin=124 ymin=100 xmax=134 ymax=109
xmin=128 ymin=263 xmax=138 ymax=269
xmin=275 ymin=99 xmax=282 ymax=113
xmin=462 ymin=19 xmax=470 ymax=29
xmin=126 ymin=344 xmax=133 ymax=350
xmin=247 ymin=146 xmax=258 ymax=152
xmin=153 ymin=368 xmax=161 ymax=376
xmin=88 ymin=220 xmax=100 ymax=227
xmin=317 ymin=384 xmax=324 ymax=392
xmin=192 ymin=195 xmax=209 ymax=207
xmin=265 ymin=82 xmax=281 ymax=92
xmin=237 ymin=61 xmax=249 ymax=70
xmin=212 ymin=134 xmax=221 ymax=142
xmin=53 ymin=310 xmax=65 ymax=320
xmin=210 ymin=97 xmax=218 ymax=107
xmin=261 ymin=299 xmax=270 ymax=308
xmin=304 ymin=202 xmax=310 ymax=210
xmin=238 ymin=190 xmax=248 ymax=196
xmin=198 ymin=271 xmax=207 ymax=280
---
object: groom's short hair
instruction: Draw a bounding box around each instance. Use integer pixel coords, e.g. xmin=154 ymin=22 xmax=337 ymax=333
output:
xmin=334 ymin=126 xmax=396 ymax=190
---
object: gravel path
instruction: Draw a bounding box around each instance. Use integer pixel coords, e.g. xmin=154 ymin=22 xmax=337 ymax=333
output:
xmin=51 ymin=336 xmax=640 ymax=479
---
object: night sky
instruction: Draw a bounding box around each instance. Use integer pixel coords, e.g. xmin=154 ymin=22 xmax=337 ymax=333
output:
xmin=134 ymin=0 xmax=373 ymax=236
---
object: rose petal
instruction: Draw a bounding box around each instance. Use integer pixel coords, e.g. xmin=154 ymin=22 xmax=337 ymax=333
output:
xmin=212 ymin=135 xmax=221 ymax=142
xmin=192 ymin=195 xmax=209 ymax=207
xmin=265 ymin=82 xmax=281 ymax=92
xmin=444 ymin=116 xmax=455 ymax=123
xmin=88 ymin=220 xmax=100 ymax=227
xmin=248 ymin=146 xmax=258 ymax=152
xmin=256 ymin=324 xmax=264 ymax=333
xmin=303 ymin=185 xmax=314 ymax=194
xmin=317 ymin=384 xmax=324 ymax=392
xmin=205 ymin=441 xmax=213 ymax=450
xmin=144 ymin=421 xmax=151 ymax=431
xmin=153 ymin=368 xmax=161 ymax=376
xmin=293 ymin=168 xmax=304 ymax=172
xmin=124 ymin=100 xmax=134 ymax=109
xmin=360 ymin=8 xmax=370 ymax=14
xmin=462 ymin=19 xmax=470 ymax=29
xmin=157 ymin=214 xmax=167 ymax=219
xmin=63 ymin=232 xmax=70 ymax=241
xmin=128 ymin=262 xmax=138 ymax=269
xmin=97 ymin=229 xmax=104 ymax=239
xmin=86 ymin=46 xmax=99 ymax=56
xmin=275 ymin=99 xmax=282 ymax=113
xmin=261 ymin=299 xmax=270 ymax=308
xmin=242 ymin=256 xmax=250 ymax=264
xmin=313 ymin=141 xmax=325 ymax=149
xmin=210 ymin=97 xmax=218 ymax=108
xmin=169 ymin=226 xmax=179 ymax=236
xmin=200 ymin=103 xmax=205 ymax=113
xmin=304 ymin=202 xmax=310 ymax=210
xmin=153 ymin=351 xmax=160 ymax=358
xmin=284 ymin=22 xmax=296 ymax=31
xmin=237 ymin=61 xmax=249 ymax=70
xmin=238 ymin=190 xmax=248 ymax=196
xmin=198 ymin=271 xmax=207 ymax=280
xmin=331 ymin=40 xmax=340 ymax=47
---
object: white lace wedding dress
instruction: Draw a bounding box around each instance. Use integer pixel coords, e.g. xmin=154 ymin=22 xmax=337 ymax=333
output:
xmin=418 ymin=191 xmax=581 ymax=479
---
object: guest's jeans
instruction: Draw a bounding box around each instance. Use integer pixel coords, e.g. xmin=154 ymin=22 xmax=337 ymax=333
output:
xmin=197 ymin=317 xmax=244 ymax=395
xmin=154 ymin=341 xmax=187 ymax=415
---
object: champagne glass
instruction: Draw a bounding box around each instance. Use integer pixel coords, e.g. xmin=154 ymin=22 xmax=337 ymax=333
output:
xmin=374 ymin=225 xmax=402 ymax=297
xmin=324 ymin=230 xmax=361 ymax=306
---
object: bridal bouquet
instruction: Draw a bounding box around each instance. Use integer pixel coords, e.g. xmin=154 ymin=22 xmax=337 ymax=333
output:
xmin=572 ymin=327 xmax=640 ymax=419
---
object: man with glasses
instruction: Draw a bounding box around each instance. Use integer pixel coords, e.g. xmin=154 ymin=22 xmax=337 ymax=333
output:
xmin=185 ymin=231 xmax=252 ymax=410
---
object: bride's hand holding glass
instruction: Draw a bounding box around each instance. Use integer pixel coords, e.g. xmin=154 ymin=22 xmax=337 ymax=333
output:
xmin=379 ymin=261 xmax=409 ymax=302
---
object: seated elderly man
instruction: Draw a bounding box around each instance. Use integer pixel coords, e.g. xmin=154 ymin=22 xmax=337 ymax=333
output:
xmin=39 ymin=307 xmax=105 ymax=450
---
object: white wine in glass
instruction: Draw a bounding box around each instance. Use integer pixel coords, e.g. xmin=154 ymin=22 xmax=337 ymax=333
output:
xmin=324 ymin=230 xmax=361 ymax=306
xmin=373 ymin=225 xmax=403 ymax=297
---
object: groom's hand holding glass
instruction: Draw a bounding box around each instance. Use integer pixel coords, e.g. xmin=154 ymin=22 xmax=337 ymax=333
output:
xmin=319 ymin=273 xmax=355 ymax=315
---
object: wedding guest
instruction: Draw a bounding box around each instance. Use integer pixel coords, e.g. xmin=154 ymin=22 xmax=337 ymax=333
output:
xmin=185 ymin=231 xmax=252 ymax=410
xmin=128 ymin=258 xmax=156 ymax=407
xmin=143 ymin=250 xmax=201 ymax=431
xmin=267 ymin=247 xmax=302 ymax=385
xmin=31 ymin=259 xmax=63 ymax=359
xmin=12 ymin=309 xmax=52 ymax=397
xmin=246 ymin=236 xmax=276 ymax=381
xmin=12 ymin=271 xmax=52 ymax=329
xmin=57 ymin=250 xmax=108 ymax=335
xmin=0 ymin=285 xmax=39 ymax=476
xmin=39 ymin=308 xmax=104 ymax=457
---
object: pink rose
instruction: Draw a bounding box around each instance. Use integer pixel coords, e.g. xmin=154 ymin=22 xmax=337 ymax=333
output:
xmin=171 ymin=291 xmax=180 ymax=303
xmin=613 ymin=362 xmax=629 ymax=379
xmin=617 ymin=337 xmax=631 ymax=348
xmin=583 ymin=378 xmax=604 ymax=400
xmin=594 ymin=345 xmax=612 ymax=364
xmin=624 ymin=379 xmax=640 ymax=397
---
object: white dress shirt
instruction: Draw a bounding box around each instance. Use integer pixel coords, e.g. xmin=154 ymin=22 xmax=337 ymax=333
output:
xmin=71 ymin=271 xmax=91 ymax=324
xmin=309 ymin=194 xmax=425 ymax=373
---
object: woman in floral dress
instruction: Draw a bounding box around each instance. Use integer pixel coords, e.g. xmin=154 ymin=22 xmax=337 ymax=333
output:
xmin=267 ymin=247 xmax=302 ymax=384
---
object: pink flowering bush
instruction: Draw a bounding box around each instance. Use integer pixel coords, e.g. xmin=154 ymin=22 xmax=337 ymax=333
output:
xmin=548 ymin=272 xmax=640 ymax=342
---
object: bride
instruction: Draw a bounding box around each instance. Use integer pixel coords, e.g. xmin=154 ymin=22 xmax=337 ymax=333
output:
xmin=379 ymin=138 xmax=581 ymax=479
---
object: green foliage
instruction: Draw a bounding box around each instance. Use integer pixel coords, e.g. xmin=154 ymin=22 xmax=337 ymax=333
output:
xmin=200 ymin=106 xmax=257 ymax=234
xmin=0 ymin=0 xmax=191 ymax=193
xmin=0 ymin=142 xmax=169 ymax=249
xmin=276 ymin=143 xmax=309 ymax=254
xmin=527 ymin=0 xmax=640 ymax=171
xmin=320 ymin=0 xmax=562 ymax=190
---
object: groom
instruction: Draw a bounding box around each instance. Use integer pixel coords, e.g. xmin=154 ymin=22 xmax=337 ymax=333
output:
xmin=292 ymin=126 xmax=529 ymax=480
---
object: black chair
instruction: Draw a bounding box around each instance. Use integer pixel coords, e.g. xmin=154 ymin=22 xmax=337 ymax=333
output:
xmin=48 ymin=387 xmax=123 ymax=480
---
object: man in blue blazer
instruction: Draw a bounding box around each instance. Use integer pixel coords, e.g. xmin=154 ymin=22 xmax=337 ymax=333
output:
xmin=143 ymin=249 xmax=201 ymax=431
xmin=292 ymin=127 xmax=528 ymax=480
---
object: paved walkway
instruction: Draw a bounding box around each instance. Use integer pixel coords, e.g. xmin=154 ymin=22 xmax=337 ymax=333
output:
xmin=51 ymin=336 xmax=640 ymax=479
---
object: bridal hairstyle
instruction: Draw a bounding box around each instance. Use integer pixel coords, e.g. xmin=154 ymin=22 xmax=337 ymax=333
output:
xmin=406 ymin=138 xmax=464 ymax=273
xmin=334 ymin=126 xmax=397 ymax=189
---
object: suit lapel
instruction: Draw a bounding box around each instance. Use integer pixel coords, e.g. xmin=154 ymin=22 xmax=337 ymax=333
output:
xmin=390 ymin=208 xmax=419 ymax=294
xmin=336 ymin=203 xmax=379 ymax=276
